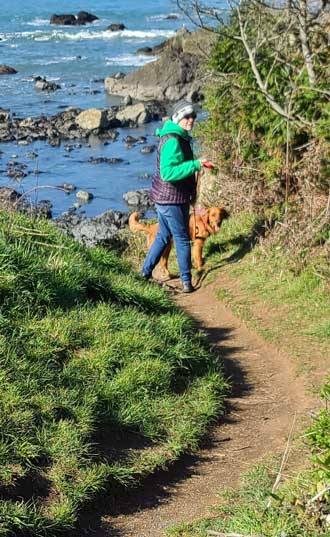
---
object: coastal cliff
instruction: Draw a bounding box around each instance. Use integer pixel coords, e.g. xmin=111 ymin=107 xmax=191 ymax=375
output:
xmin=105 ymin=28 xmax=216 ymax=102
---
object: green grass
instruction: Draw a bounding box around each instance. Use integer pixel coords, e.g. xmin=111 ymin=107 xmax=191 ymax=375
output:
xmin=165 ymin=208 xmax=330 ymax=537
xmin=0 ymin=211 xmax=227 ymax=536
xmin=199 ymin=210 xmax=330 ymax=368
xmin=168 ymin=464 xmax=327 ymax=537
xmin=168 ymin=402 xmax=330 ymax=537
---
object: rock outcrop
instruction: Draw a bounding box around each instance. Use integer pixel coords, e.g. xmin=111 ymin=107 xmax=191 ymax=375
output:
xmin=75 ymin=109 xmax=109 ymax=130
xmin=50 ymin=12 xmax=98 ymax=25
xmin=105 ymin=28 xmax=216 ymax=102
xmin=0 ymin=187 xmax=52 ymax=218
xmin=123 ymin=188 xmax=152 ymax=207
xmin=115 ymin=102 xmax=166 ymax=127
xmin=55 ymin=210 xmax=129 ymax=247
xmin=34 ymin=76 xmax=61 ymax=92
xmin=0 ymin=64 xmax=17 ymax=75
xmin=106 ymin=23 xmax=126 ymax=32
xmin=0 ymin=102 xmax=165 ymax=145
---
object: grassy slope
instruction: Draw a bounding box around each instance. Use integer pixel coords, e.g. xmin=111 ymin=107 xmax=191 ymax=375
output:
xmin=167 ymin=210 xmax=330 ymax=536
xmin=0 ymin=211 xmax=227 ymax=536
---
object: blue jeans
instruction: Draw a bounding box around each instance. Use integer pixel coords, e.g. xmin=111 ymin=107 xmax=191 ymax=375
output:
xmin=142 ymin=203 xmax=192 ymax=284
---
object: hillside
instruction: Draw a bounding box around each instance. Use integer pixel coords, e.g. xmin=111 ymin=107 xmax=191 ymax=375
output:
xmin=0 ymin=210 xmax=226 ymax=536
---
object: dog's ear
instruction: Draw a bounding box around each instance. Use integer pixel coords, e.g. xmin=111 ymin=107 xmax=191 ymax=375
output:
xmin=202 ymin=209 xmax=215 ymax=235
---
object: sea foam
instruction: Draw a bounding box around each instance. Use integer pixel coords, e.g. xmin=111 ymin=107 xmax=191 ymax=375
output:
xmin=3 ymin=28 xmax=175 ymax=42
xmin=105 ymin=54 xmax=157 ymax=67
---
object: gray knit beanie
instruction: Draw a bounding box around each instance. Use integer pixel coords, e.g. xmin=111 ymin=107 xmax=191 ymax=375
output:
xmin=171 ymin=100 xmax=196 ymax=123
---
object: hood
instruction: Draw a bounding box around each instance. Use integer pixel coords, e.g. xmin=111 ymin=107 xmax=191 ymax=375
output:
xmin=155 ymin=120 xmax=191 ymax=140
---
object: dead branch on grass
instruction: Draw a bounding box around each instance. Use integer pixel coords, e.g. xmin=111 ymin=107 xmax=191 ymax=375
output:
xmin=266 ymin=412 xmax=297 ymax=509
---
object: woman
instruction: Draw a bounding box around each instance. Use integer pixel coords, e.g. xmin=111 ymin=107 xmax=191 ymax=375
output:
xmin=142 ymin=100 xmax=209 ymax=293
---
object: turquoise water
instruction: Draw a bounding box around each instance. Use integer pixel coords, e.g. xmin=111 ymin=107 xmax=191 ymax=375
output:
xmin=0 ymin=1 xmax=211 ymax=216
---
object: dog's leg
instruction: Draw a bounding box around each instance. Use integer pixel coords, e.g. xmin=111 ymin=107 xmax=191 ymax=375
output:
xmin=192 ymin=239 xmax=205 ymax=270
xmin=159 ymin=243 xmax=172 ymax=278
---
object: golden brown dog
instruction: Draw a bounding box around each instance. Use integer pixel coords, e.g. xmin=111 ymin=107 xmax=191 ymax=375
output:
xmin=129 ymin=206 xmax=229 ymax=275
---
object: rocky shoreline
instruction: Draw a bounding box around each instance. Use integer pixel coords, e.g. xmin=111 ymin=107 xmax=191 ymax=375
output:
xmin=0 ymin=26 xmax=215 ymax=247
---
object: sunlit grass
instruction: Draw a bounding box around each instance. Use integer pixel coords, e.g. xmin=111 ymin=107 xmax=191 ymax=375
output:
xmin=0 ymin=210 xmax=227 ymax=536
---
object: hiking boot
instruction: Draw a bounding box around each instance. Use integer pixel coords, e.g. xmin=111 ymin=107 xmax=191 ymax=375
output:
xmin=182 ymin=282 xmax=194 ymax=293
xmin=141 ymin=272 xmax=152 ymax=281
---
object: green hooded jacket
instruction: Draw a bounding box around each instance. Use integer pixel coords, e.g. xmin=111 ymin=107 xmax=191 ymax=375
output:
xmin=155 ymin=120 xmax=201 ymax=182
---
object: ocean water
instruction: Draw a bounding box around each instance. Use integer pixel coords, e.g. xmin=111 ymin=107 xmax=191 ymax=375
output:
xmin=0 ymin=0 xmax=192 ymax=217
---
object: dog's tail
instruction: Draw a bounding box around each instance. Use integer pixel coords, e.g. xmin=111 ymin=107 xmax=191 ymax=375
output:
xmin=128 ymin=211 xmax=152 ymax=235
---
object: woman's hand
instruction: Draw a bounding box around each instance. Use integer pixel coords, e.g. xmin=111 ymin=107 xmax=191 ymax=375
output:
xmin=199 ymin=159 xmax=215 ymax=169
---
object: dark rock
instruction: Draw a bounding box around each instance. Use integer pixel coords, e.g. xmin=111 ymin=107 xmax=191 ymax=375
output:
xmin=55 ymin=210 xmax=129 ymax=247
xmin=136 ymin=47 xmax=154 ymax=56
xmin=140 ymin=145 xmax=156 ymax=154
xmin=0 ymin=186 xmax=21 ymax=203
xmin=0 ymin=104 xmax=143 ymax=147
xmin=38 ymin=199 xmax=53 ymax=210
xmin=50 ymin=14 xmax=77 ymax=25
xmin=106 ymin=23 xmax=126 ymax=32
xmin=123 ymin=188 xmax=151 ymax=207
xmin=151 ymin=41 xmax=168 ymax=54
xmin=0 ymin=109 xmax=10 ymax=122
xmin=21 ymin=203 xmax=52 ymax=219
xmin=59 ymin=183 xmax=76 ymax=193
xmin=35 ymin=77 xmax=61 ymax=92
xmin=165 ymin=14 xmax=179 ymax=19
xmin=88 ymin=156 xmax=123 ymax=165
xmin=0 ymin=187 xmax=51 ymax=218
xmin=76 ymin=11 xmax=98 ymax=24
xmin=123 ymin=135 xmax=138 ymax=144
xmin=0 ymin=64 xmax=17 ymax=75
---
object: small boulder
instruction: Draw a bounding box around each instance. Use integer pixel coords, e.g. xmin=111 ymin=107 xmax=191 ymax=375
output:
xmin=75 ymin=108 xmax=109 ymax=130
xmin=35 ymin=77 xmax=60 ymax=91
xmin=59 ymin=183 xmax=76 ymax=192
xmin=88 ymin=157 xmax=123 ymax=165
xmin=123 ymin=188 xmax=151 ymax=207
xmin=0 ymin=64 xmax=17 ymax=75
xmin=116 ymin=102 xmax=156 ymax=126
xmin=76 ymin=11 xmax=98 ymax=24
xmin=76 ymin=190 xmax=94 ymax=202
xmin=140 ymin=145 xmax=156 ymax=154
xmin=50 ymin=14 xmax=77 ymax=25
xmin=122 ymin=95 xmax=132 ymax=106
xmin=107 ymin=23 xmax=126 ymax=32
xmin=0 ymin=109 xmax=10 ymax=122
xmin=136 ymin=47 xmax=154 ymax=56
xmin=0 ymin=187 xmax=20 ymax=204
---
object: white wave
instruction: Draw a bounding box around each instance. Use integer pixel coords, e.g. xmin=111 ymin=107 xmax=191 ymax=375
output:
xmin=26 ymin=18 xmax=49 ymax=27
xmin=1 ymin=28 xmax=175 ymax=42
xmin=147 ymin=13 xmax=180 ymax=21
xmin=105 ymin=54 xmax=157 ymax=67
xmin=121 ymin=29 xmax=175 ymax=39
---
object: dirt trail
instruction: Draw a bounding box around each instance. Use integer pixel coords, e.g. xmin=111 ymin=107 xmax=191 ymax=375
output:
xmin=80 ymin=275 xmax=315 ymax=537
